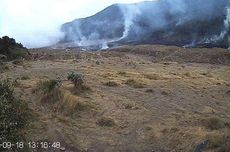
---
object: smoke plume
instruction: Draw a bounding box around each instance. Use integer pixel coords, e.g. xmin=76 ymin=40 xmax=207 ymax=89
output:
xmin=60 ymin=0 xmax=230 ymax=49
xmin=0 ymin=0 xmax=144 ymax=48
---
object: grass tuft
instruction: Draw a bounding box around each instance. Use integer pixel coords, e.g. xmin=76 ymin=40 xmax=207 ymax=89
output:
xmin=206 ymin=130 xmax=230 ymax=152
xmin=38 ymin=79 xmax=61 ymax=94
xmin=125 ymin=79 xmax=145 ymax=88
xmin=104 ymin=81 xmax=120 ymax=87
xmin=204 ymin=117 xmax=225 ymax=130
xmin=97 ymin=117 xmax=116 ymax=127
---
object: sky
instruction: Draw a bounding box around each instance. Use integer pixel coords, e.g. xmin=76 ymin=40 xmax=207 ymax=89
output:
xmin=0 ymin=0 xmax=145 ymax=48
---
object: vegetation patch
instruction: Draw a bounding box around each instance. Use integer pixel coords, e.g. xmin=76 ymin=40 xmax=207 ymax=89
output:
xmin=68 ymin=71 xmax=84 ymax=88
xmin=204 ymin=117 xmax=225 ymax=130
xmin=144 ymin=73 xmax=161 ymax=80
xmin=201 ymin=71 xmax=213 ymax=77
xmin=0 ymin=36 xmax=29 ymax=60
xmin=123 ymin=102 xmax=135 ymax=109
xmin=0 ymin=79 xmax=30 ymax=151
xmin=40 ymin=88 xmax=62 ymax=104
xmin=125 ymin=79 xmax=145 ymax=88
xmin=97 ymin=117 xmax=116 ymax=127
xmin=161 ymin=90 xmax=170 ymax=96
xmin=36 ymin=78 xmax=94 ymax=115
xmin=12 ymin=59 xmax=24 ymax=65
xmin=60 ymin=90 xmax=94 ymax=114
xmin=104 ymin=80 xmax=120 ymax=87
xmin=206 ymin=130 xmax=230 ymax=152
xmin=21 ymin=75 xmax=30 ymax=80
xmin=0 ymin=62 xmax=9 ymax=72
xmin=117 ymin=71 xmax=127 ymax=76
xmin=146 ymin=88 xmax=154 ymax=93
xmin=38 ymin=79 xmax=62 ymax=94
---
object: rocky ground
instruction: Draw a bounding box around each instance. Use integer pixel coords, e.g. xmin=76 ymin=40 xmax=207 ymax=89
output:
xmin=1 ymin=45 xmax=230 ymax=152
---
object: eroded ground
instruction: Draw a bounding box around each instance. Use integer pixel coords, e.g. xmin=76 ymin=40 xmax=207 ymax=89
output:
xmin=1 ymin=45 xmax=230 ymax=152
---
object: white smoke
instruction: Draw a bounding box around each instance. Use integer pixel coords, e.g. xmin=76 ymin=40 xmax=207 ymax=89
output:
xmin=225 ymin=7 xmax=230 ymax=49
xmin=0 ymin=0 xmax=145 ymax=48
xmin=119 ymin=4 xmax=141 ymax=40
xmin=67 ymin=3 xmax=143 ymax=49
xmin=59 ymin=0 xmax=229 ymax=49
xmin=205 ymin=6 xmax=230 ymax=48
xmin=101 ymin=42 xmax=109 ymax=49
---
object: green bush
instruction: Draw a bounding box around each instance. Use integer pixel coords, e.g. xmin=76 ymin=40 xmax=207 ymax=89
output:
xmin=38 ymin=79 xmax=62 ymax=94
xmin=0 ymin=79 xmax=29 ymax=151
xmin=67 ymin=71 xmax=84 ymax=89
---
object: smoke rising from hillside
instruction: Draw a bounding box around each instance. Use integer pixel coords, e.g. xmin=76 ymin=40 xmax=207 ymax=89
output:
xmin=60 ymin=0 xmax=230 ymax=49
xmin=1 ymin=0 xmax=229 ymax=48
xmin=0 ymin=0 xmax=144 ymax=48
xmin=119 ymin=0 xmax=229 ymax=44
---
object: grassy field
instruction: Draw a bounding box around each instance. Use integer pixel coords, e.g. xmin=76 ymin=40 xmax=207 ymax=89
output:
xmin=1 ymin=45 xmax=230 ymax=152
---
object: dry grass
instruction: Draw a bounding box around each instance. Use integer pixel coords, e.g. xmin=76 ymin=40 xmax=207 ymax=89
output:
xmin=206 ymin=129 xmax=230 ymax=152
xmin=40 ymin=88 xmax=62 ymax=104
xmin=2 ymin=45 xmax=229 ymax=151
xmin=37 ymin=83 xmax=95 ymax=115
xmin=12 ymin=59 xmax=24 ymax=65
xmin=0 ymin=62 xmax=10 ymax=72
xmin=144 ymin=73 xmax=162 ymax=80
xmin=145 ymin=88 xmax=154 ymax=93
xmin=60 ymin=90 xmax=92 ymax=113
xmin=125 ymin=79 xmax=146 ymax=88
xmin=104 ymin=80 xmax=120 ymax=87
xmin=203 ymin=117 xmax=225 ymax=130
xmin=117 ymin=71 xmax=127 ymax=76
xmin=21 ymin=75 xmax=30 ymax=80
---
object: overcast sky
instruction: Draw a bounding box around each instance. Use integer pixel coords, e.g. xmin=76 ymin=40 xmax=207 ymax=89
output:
xmin=0 ymin=0 xmax=146 ymax=48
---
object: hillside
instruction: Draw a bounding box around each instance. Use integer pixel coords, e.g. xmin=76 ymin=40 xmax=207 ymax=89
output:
xmin=60 ymin=0 xmax=230 ymax=49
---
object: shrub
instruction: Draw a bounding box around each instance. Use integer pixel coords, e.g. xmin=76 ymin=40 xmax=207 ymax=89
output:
xmin=40 ymin=88 xmax=62 ymax=104
xmin=0 ymin=79 xmax=29 ymax=151
xmin=125 ymin=79 xmax=145 ymax=88
xmin=144 ymin=73 xmax=161 ymax=80
xmin=161 ymin=91 xmax=169 ymax=96
xmin=96 ymin=117 xmax=116 ymax=127
xmin=0 ymin=62 xmax=9 ymax=72
xmin=146 ymin=88 xmax=154 ymax=93
xmin=60 ymin=91 xmax=94 ymax=115
xmin=206 ymin=130 xmax=230 ymax=152
xmin=38 ymin=79 xmax=62 ymax=94
xmin=67 ymin=71 xmax=84 ymax=89
xmin=12 ymin=59 xmax=24 ymax=65
xmin=21 ymin=76 xmax=30 ymax=80
xmin=118 ymin=71 xmax=127 ymax=76
xmin=204 ymin=117 xmax=225 ymax=130
xmin=104 ymin=81 xmax=119 ymax=87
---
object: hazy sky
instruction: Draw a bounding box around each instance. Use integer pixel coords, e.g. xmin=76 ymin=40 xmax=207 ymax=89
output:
xmin=0 ymin=0 xmax=146 ymax=48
